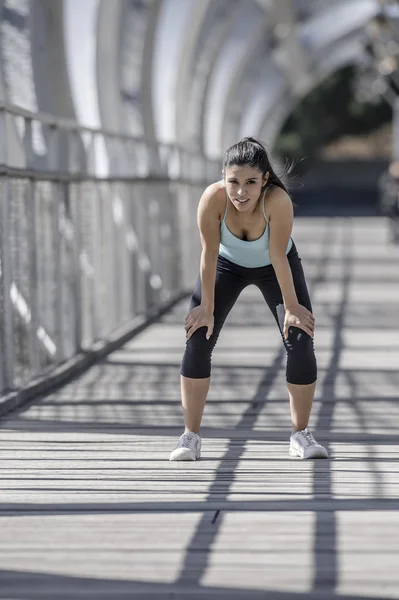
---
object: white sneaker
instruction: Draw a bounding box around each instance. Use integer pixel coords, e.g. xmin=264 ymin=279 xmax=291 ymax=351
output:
xmin=169 ymin=432 xmax=201 ymax=461
xmin=289 ymin=428 xmax=328 ymax=459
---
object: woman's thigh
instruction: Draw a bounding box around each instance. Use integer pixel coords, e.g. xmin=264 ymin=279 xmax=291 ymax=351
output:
xmin=255 ymin=245 xmax=316 ymax=383
xmin=188 ymin=257 xmax=248 ymax=335
xmin=181 ymin=258 xmax=248 ymax=377
xmin=256 ymin=244 xmax=312 ymax=331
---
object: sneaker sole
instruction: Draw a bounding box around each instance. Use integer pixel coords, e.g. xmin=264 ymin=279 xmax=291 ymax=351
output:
xmin=289 ymin=447 xmax=328 ymax=459
xmin=169 ymin=448 xmax=200 ymax=461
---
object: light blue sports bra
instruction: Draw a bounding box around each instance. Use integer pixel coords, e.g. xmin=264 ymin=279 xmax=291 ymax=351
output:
xmin=219 ymin=184 xmax=293 ymax=268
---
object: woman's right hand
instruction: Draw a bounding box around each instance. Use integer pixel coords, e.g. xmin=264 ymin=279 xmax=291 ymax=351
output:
xmin=284 ymin=303 xmax=315 ymax=339
xmin=185 ymin=305 xmax=214 ymax=340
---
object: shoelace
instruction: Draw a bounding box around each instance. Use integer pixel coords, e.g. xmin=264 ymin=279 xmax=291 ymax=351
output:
xmin=302 ymin=429 xmax=318 ymax=446
xmin=180 ymin=434 xmax=195 ymax=448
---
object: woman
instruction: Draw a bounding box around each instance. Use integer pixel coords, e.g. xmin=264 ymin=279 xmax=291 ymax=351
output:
xmin=170 ymin=137 xmax=327 ymax=461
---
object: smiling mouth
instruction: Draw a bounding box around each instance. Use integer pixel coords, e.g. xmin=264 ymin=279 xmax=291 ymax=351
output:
xmin=235 ymin=198 xmax=249 ymax=204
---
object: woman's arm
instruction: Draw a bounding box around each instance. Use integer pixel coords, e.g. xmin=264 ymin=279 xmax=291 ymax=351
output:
xmin=185 ymin=185 xmax=222 ymax=340
xmin=197 ymin=186 xmax=221 ymax=311
xmin=267 ymin=189 xmax=314 ymax=338
xmin=267 ymin=189 xmax=297 ymax=308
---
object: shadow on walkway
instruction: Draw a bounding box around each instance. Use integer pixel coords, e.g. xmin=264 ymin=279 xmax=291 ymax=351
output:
xmin=1 ymin=219 xmax=398 ymax=599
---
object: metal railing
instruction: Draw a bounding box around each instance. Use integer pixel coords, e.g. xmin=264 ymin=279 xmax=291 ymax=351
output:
xmin=0 ymin=102 xmax=218 ymax=400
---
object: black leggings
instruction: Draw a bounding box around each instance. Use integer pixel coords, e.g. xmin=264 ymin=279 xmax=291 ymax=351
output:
xmin=180 ymin=241 xmax=317 ymax=385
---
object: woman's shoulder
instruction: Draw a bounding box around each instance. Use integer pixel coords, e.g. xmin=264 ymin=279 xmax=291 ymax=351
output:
xmin=264 ymin=184 xmax=291 ymax=207
xmin=264 ymin=184 xmax=293 ymax=220
xmin=203 ymin=180 xmax=225 ymax=198
xmin=199 ymin=180 xmax=226 ymax=217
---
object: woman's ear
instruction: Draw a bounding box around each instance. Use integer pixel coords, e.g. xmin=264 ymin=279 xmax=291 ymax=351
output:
xmin=263 ymin=171 xmax=270 ymax=186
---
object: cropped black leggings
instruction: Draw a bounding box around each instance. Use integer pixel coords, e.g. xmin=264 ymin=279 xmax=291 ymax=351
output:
xmin=181 ymin=242 xmax=317 ymax=385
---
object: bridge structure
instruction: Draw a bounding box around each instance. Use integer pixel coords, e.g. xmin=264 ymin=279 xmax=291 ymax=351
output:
xmin=0 ymin=1 xmax=399 ymax=598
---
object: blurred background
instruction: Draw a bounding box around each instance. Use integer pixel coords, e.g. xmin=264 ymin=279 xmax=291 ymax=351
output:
xmin=1 ymin=0 xmax=399 ymax=400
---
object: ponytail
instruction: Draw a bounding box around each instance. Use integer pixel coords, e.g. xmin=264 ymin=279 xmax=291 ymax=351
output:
xmin=224 ymin=137 xmax=289 ymax=195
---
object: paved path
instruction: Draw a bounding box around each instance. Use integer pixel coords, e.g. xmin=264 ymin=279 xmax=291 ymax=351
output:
xmin=0 ymin=217 xmax=399 ymax=599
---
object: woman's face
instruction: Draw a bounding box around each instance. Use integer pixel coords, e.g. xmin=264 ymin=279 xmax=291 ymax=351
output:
xmin=224 ymin=165 xmax=269 ymax=213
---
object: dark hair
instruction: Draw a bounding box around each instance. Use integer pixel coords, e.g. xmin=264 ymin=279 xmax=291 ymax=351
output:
xmin=223 ymin=137 xmax=289 ymax=194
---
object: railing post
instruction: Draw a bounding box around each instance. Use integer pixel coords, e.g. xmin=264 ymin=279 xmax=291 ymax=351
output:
xmin=0 ymin=178 xmax=15 ymax=391
xmin=69 ymin=130 xmax=83 ymax=352
xmin=0 ymin=108 xmax=15 ymax=391
xmin=91 ymin=143 xmax=103 ymax=341
xmin=70 ymin=181 xmax=83 ymax=353
xmin=48 ymin=124 xmax=64 ymax=362
xmin=0 ymin=108 xmax=7 ymax=165
xmin=0 ymin=109 xmax=6 ymax=392
xmin=24 ymin=117 xmax=41 ymax=376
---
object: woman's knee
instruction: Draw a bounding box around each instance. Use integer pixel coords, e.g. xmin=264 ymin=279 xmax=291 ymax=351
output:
xmin=285 ymin=326 xmax=317 ymax=385
xmin=180 ymin=327 xmax=218 ymax=379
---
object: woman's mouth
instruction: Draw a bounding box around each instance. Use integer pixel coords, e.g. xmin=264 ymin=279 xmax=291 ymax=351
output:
xmin=235 ymin=198 xmax=249 ymax=205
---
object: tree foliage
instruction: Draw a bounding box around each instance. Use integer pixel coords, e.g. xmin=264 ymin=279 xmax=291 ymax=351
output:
xmin=274 ymin=65 xmax=392 ymax=170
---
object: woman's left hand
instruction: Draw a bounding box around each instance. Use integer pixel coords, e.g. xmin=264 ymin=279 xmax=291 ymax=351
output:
xmin=284 ymin=303 xmax=315 ymax=339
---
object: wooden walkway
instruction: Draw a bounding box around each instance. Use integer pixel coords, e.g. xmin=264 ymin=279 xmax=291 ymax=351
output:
xmin=0 ymin=217 xmax=399 ymax=599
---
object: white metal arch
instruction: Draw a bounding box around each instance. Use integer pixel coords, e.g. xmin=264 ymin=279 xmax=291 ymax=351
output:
xmin=88 ymin=0 xmax=382 ymax=161
xmin=174 ymin=0 xmax=243 ymax=152
xmin=235 ymin=0 xmax=380 ymax=152
xmin=202 ymin=1 xmax=267 ymax=159
xmin=259 ymin=35 xmax=375 ymax=148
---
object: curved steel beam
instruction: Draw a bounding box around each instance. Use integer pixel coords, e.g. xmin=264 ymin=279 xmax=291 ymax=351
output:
xmin=202 ymin=1 xmax=268 ymax=159
xmin=0 ymin=0 xmax=77 ymax=168
xmin=237 ymin=0 xmax=379 ymax=151
xmin=221 ymin=14 xmax=273 ymax=150
xmin=259 ymin=34 xmax=370 ymax=148
xmin=96 ymin=0 xmax=124 ymax=133
xmin=174 ymin=0 xmax=213 ymax=148
xmin=32 ymin=0 xmax=76 ymax=120
xmin=180 ymin=0 xmax=243 ymax=153
xmin=151 ymin=0 xmax=199 ymax=145
xmin=219 ymin=0 xmax=312 ymax=153
xmin=97 ymin=0 xmax=161 ymax=147
xmin=0 ymin=0 xmax=43 ymax=164
xmin=220 ymin=0 xmax=310 ymax=152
